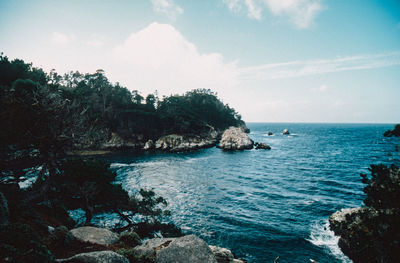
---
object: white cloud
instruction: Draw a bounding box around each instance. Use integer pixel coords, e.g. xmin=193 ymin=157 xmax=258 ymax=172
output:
xmin=223 ymin=0 xmax=262 ymax=20
xmin=239 ymin=51 xmax=400 ymax=80
xmin=50 ymin=32 xmax=75 ymax=44
xmin=108 ymin=22 xmax=238 ymax=97
xmin=223 ymin=0 xmax=323 ymax=28
xmin=264 ymin=0 xmax=322 ymax=28
xmin=310 ymin=84 xmax=328 ymax=92
xmin=150 ymin=0 xmax=183 ymax=20
xmin=86 ymin=34 xmax=105 ymax=48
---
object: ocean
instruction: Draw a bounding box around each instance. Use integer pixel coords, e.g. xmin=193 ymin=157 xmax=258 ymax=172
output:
xmin=103 ymin=123 xmax=399 ymax=263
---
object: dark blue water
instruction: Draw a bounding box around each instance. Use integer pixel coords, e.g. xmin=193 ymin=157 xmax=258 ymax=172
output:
xmin=107 ymin=123 xmax=400 ymax=263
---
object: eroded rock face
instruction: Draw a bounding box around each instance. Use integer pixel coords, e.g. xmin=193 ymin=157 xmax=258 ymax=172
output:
xmin=68 ymin=226 xmax=119 ymax=246
xmin=134 ymin=235 xmax=217 ymax=263
xmin=56 ymin=251 xmax=129 ymax=263
xmin=155 ymin=127 xmax=218 ymax=152
xmin=143 ymin=139 xmax=155 ymax=150
xmin=329 ymin=207 xmax=400 ymax=263
xmin=218 ymin=127 xmax=253 ymax=150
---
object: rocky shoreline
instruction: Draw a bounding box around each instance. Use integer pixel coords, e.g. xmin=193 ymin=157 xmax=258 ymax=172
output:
xmin=51 ymin=226 xmax=246 ymax=263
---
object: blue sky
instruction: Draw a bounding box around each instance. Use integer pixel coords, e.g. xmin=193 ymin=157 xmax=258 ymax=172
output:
xmin=1 ymin=0 xmax=399 ymax=123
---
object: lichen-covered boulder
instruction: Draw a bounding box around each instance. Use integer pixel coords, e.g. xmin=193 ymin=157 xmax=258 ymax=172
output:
xmin=218 ymin=127 xmax=253 ymax=150
xmin=134 ymin=235 xmax=217 ymax=263
xmin=56 ymin=251 xmax=129 ymax=263
xmin=68 ymin=226 xmax=119 ymax=246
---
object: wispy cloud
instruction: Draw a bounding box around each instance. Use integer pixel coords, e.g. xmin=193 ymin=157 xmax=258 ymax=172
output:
xmin=150 ymin=0 xmax=183 ymax=20
xmin=310 ymin=84 xmax=328 ymax=92
xmin=239 ymin=51 xmax=400 ymax=80
xmin=223 ymin=0 xmax=323 ymax=28
xmin=50 ymin=32 xmax=75 ymax=45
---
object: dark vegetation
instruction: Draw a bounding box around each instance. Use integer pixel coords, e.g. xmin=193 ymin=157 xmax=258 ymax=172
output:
xmin=330 ymin=164 xmax=400 ymax=263
xmin=0 ymin=53 xmax=244 ymax=261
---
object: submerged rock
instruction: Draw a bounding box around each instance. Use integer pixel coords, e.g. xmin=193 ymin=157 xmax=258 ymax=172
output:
xmin=56 ymin=251 xmax=129 ymax=263
xmin=134 ymin=235 xmax=217 ymax=263
xmin=218 ymin=127 xmax=254 ymax=150
xmin=68 ymin=226 xmax=119 ymax=246
xmin=282 ymin=129 xmax=290 ymax=135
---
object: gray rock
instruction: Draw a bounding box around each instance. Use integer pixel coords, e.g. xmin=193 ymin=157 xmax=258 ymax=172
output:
xmin=282 ymin=129 xmax=290 ymax=135
xmin=101 ymin=133 xmax=143 ymax=149
xmin=69 ymin=226 xmax=119 ymax=246
xmin=218 ymin=127 xmax=254 ymax=150
xmin=268 ymin=132 xmax=273 ymax=136
xmin=134 ymin=235 xmax=217 ymax=263
xmin=0 ymin=192 xmax=9 ymax=227
xmin=209 ymin=246 xmax=246 ymax=263
xmin=143 ymin=139 xmax=155 ymax=150
xmin=56 ymin=251 xmax=129 ymax=263
xmin=155 ymin=127 xmax=218 ymax=152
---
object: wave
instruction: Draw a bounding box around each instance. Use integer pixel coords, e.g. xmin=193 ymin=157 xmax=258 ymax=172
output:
xmin=307 ymin=219 xmax=352 ymax=263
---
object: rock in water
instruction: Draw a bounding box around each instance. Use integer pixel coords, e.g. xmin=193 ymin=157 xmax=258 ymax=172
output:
xmin=134 ymin=235 xmax=217 ymax=263
xmin=68 ymin=226 xmax=119 ymax=246
xmin=56 ymin=251 xmax=129 ymax=263
xmin=218 ymin=127 xmax=254 ymax=150
xmin=383 ymin=124 xmax=400 ymax=137
xmin=255 ymin=142 xmax=271 ymax=150
xmin=282 ymin=129 xmax=290 ymax=135
xmin=268 ymin=132 xmax=273 ymax=136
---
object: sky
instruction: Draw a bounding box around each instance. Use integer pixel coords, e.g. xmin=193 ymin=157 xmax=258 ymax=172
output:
xmin=0 ymin=0 xmax=399 ymax=123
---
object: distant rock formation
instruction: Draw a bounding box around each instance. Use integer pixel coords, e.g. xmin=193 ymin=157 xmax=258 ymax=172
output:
xmin=218 ymin=127 xmax=254 ymax=150
xmin=56 ymin=251 xmax=129 ymax=263
xmin=282 ymin=129 xmax=290 ymax=135
xmin=384 ymin=124 xmax=400 ymax=137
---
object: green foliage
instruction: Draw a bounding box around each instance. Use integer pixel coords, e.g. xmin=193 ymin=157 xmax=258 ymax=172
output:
xmin=0 ymin=223 xmax=54 ymax=263
xmin=361 ymin=164 xmax=400 ymax=209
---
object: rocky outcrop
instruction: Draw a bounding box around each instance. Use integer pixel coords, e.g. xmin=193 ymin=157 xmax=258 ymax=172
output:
xmin=384 ymin=124 xmax=400 ymax=137
xmin=143 ymin=139 xmax=155 ymax=150
xmin=218 ymin=127 xmax=254 ymax=150
xmin=209 ymin=245 xmax=246 ymax=263
xmin=254 ymin=142 xmax=271 ymax=150
xmin=101 ymin=133 xmax=144 ymax=149
xmin=154 ymin=127 xmax=218 ymax=152
xmin=134 ymin=235 xmax=217 ymax=263
xmin=282 ymin=129 xmax=290 ymax=135
xmin=0 ymin=192 xmax=9 ymax=227
xmin=329 ymin=207 xmax=400 ymax=263
xmin=69 ymin=226 xmax=119 ymax=246
xmin=56 ymin=251 xmax=129 ymax=263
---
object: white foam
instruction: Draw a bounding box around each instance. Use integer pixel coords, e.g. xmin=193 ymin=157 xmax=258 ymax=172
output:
xmin=307 ymin=219 xmax=352 ymax=263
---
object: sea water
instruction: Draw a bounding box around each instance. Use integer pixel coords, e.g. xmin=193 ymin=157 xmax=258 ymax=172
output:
xmin=105 ymin=123 xmax=399 ymax=263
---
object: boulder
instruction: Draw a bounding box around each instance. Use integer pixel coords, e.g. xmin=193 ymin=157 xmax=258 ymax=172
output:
xmin=143 ymin=139 xmax=154 ymax=150
xmin=209 ymin=246 xmax=246 ymax=263
xmin=218 ymin=127 xmax=254 ymax=150
xmin=282 ymin=129 xmax=290 ymax=135
xmin=267 ymin=132 xmax=273 ymax=136
xmin=134 ymin=235 xmax=217 ymax=263
xmin=56 ymin=251 xmax=129 ymax=263
xmin=68 ymin=226 xmax=119 ymax=246
xmin=255 ymin=142 xmax=271 ymax=150
xmin=0 ymin=192 xmax=9 ymax=227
